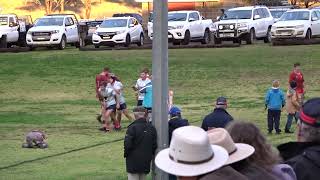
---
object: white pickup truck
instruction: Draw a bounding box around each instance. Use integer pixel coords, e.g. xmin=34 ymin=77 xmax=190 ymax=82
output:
xmin=148 ymin=11 xmax=213 ymax=45
xmin=0 ymin=14 xmax=32 ymax=48
xmin=26 ymin=14 xmax=80 ymax=50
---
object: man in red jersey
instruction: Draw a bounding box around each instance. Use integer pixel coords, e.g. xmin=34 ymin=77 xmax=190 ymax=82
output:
xmin=289 ymin=63 xmax=305 ymax=104
xmin=96 ymin=67 xmax=110 ymax=123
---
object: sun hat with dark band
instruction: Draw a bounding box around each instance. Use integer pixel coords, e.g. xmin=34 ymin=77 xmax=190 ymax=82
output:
xmin=155 ymin=126 xmax=229 ymax=177
xmin=299 ymin=98 xmax=320 ymax=127
xmin=207 ymin=128 xmax=255 ymax=165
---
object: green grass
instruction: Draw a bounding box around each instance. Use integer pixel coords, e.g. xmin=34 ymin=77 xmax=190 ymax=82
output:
xmin=0 ymin=45 xmax=320 ymax=179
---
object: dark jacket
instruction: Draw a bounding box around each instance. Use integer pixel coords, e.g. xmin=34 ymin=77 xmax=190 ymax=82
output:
xmin=231 ymin=160 xmax=277 ymax=180
xmin=124 ymin=118 xmax=157 ymax=174
xmin=168 ymin=116 xmax=189 ymax=144
xmin=278 ymin=142 xmax=320 ymax=180
xmin=201 ymin=108 xmax=233 ymax=131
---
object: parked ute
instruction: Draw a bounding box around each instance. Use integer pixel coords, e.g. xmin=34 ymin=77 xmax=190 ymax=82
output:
xmin=269 ymin=6 xmax=292 ymax=22
xmin=213 ymin=6 xmax=274 ymax=44
xmin=0 ymin=14 xmax=31 ymax=48
xmin=92 ymin=17 xmax=144 ymax=48
xmin=148 ymin=10 xmax=213 ymax=45
xmin=271 ymin=9 xmax=320 ymax=43
xmin=26 ymin=14 xmax=80 ymax=50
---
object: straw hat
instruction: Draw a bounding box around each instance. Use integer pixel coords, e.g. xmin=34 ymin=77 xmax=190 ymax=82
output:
xmin=207 ymin=128 xmax=255 ymax=165
xmin=155 ymin=126 xmax=228 ymax=177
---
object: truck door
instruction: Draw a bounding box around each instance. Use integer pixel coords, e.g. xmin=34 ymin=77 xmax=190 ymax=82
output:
xmin=65 ymin=17 xmax=75 ymax=42
xmin=193 ymin=12 xmax=203 ymax=37
xmin=253 ymin=9 xmax=263 ymax=37
xmin=69 ymin=17 xmax=79 ymax=42
xmin=7 ymin=16 xmax=19 ymax=42
xmin=188 ymin=13 xmax=197 ymax=38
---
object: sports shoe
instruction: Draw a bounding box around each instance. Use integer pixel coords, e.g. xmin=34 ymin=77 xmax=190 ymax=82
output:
xmin=285 ymin=130 xmax=294 ymax=134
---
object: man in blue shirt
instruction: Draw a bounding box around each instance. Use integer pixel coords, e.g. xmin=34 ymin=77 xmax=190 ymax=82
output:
xmin=201 ymin=97 xmax=233 ymax=131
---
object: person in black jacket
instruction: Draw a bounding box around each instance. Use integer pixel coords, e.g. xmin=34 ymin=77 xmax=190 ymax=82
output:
xmin=278 ymin=98 xmax=320 ymax=180
xmin=168 ymin=106 xmax=189 ymax=144
xmin=201 ymin=97 xmax=233 ymax=131
xmin=124 ymin=106 xmax=157 ymax=180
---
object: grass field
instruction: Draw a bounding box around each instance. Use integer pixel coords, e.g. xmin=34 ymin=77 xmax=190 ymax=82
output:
xmin=0 ymin=44 xmax=320 ymax=180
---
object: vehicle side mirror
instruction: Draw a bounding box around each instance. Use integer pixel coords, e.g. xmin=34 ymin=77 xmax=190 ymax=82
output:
xmin=129 ymin=24 xmax=134 ymax=27
xmin=216 ymin=16 xmax=220 ymax=20
xmin=189 ymin=18 xmax=196 ymax=22
xmin=254 ymin=15 xmax=261 ymax=20
xmin=312 ymin=17 xmax=318 ymax=21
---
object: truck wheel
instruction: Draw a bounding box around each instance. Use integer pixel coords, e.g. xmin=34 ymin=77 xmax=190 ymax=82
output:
xmin=305 ymin=29 xmax=312 ymax=41
xmin=58 ymin=35 xmax=66 ymax=50
xmin=182 ymin=30 xmax=190 ymax=45
xmin=246 ymin=28 xmax=255 ymax=44
xmin=264 ymin=27 xmax=272 ymax=43
xmin=124 ymin=34 xmax=131 ymax=47
xmin=137 ymin=34 xmax=144 ymax=47
xmin=201 ymin=29 xmax=210 ymax=44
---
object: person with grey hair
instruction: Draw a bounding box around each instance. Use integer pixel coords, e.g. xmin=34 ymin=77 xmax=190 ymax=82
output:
xmin=124 ymin=106 xmax=157 ymax=180
xmin=278 ymin=97 xmax=320 ymax=180
xmin=201 ymin=97 xmax=233 ymax=131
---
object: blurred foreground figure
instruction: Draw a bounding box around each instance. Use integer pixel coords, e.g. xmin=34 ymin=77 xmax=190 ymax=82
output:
xmin=22 ymin=130 xmax=48 ymax=149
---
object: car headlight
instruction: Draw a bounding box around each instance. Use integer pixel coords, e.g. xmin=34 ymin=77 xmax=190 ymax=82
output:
xmin=295 ymin=25 xmax=304 ymax=29
xmin=116 ymin=30 xmax=126 ymax=34
xmin=230 ymin=25 xmax=234 ymax=29
xmin=237 ymin=23 xmax=248 ymax=28
xmin=51 ymin=30 xmax=59 ymax=34
xmin=218 ymin=25 xmax=223 ymax=30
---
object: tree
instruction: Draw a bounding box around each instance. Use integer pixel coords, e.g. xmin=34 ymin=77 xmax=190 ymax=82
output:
xmin=302 ymin=0 xmax=319 ymax=7
xmin=85 ymin=0 xmax=91 ymax=19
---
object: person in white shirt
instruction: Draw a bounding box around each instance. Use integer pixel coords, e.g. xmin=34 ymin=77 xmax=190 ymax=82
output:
xmin=111 ymin=75 xmax=133 ymax=129
xmin=132 ymin=70 xmax=151 ymax=106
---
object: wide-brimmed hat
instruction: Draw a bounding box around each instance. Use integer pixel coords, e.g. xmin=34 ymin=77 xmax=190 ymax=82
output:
xmin=207 ymin=128 xmax=255 ymax=165
xmin=155 ymin=126 xmax=228 ymax=177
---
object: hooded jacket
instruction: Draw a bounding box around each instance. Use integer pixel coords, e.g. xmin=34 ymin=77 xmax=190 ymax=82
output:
xmin=286 ymin=89 xmax=300 ymax=114
xmin=278 ymin=142 xmax=320 ymax=180
xmin=265 ymin=88 xmax=285 ymax=110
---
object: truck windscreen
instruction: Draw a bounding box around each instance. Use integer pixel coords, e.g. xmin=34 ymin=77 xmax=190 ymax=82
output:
xmin=0 ymin=17 xmax=8 ymax=26
xmin=35 ymin=17 xmax=64 ymax=26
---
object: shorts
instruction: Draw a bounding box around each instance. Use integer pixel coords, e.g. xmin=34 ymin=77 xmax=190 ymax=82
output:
xmin=137 ymin=100 xmax=143 ymax=106
xmin=117 ymin=103 xmax=127 ymax=111
xmin=106 ymin=104 xmax=116 ymax=111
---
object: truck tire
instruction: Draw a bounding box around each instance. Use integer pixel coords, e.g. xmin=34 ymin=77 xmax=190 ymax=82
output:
xmin=0 ymin=35 xmax=7 ymax=48
xmin=201 ymin=29 xmax=210 ymax=44
xmin=246 ymin=28 xmax=255 ymax=44
xmin=124 ymin=34 xmax=131 ymax=47
xmin=58 ymin=35 xmax=67 ymax=50
xmin=305 ymin=29 xmax=312 ymax=41
xmin=137 ymin=34 xmax=144 ymax=47
xmin=182 ymin=30 xmax=190 ymax=45
xmin=264 ymin=27 xmax=272 ymax=43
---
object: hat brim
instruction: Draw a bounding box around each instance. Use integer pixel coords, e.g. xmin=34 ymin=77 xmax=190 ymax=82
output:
xmin=225 ymin=143 xmax=255 ymax=165
xmin=155 ymin=145 xmax=228 ymax=177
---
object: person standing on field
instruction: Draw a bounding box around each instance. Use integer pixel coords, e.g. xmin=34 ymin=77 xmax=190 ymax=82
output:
xmin=265 ymin=80 xmax=286 ymax=134
xmin=289 ymin=63 xmax=305 ymax=104
xmin=95 ymin=67 xmax=110 ymax=123
xmin=285 ymin=81 xmax=300 ymax=133
xmin=132 ymin=70 xmax=151 ymax=106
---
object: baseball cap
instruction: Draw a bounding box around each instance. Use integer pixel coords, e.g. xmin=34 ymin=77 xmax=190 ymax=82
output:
xmin=169 ymin=106 xmax=181 ymax=116
xmin=216 ymin=97 xmax=227 ymax=105
xmin=133 ymin=106 xmax=146 ymax=113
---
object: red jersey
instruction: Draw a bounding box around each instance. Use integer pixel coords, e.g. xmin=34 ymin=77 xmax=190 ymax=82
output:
xmin=289 ymin=71 xmax=304 ymax=94
xmin=96 ymin=73 xmax=109 ymax=97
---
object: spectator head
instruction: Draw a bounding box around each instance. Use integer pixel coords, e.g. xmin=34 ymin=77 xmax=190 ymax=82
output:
xmin=102 ymin=67 xmax=110 ymax=76
xmin=215 ymin=97 xmax=228 ymax=109
xmin=290 ymin=80 xmax=297 ymax=89
xmin=226 ymin=121 xmax=280 ymax=170
xmin=133 ymin=106 xmax=147 ymax=120
xmin=297 ymin=98 xmax=320 ymax=143
xmin=272 ymin=80 xmax=280 ymax=89
xmin=155 ymin=126 xmax=228 ymax=179
xmin=142 ymin=68 xmax=150 ymax=75
xmin=169 ymin=106 xmax=181 ymax=118
xmin=207 ymin=128 xmax=255 ymax=165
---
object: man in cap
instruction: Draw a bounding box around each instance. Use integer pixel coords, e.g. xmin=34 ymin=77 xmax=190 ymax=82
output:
xmin=201 ymin=97 xmax=233 ymax=131
xmin=168 ymin=106 xmax=189 ymax=144
xmin=22 ymin=130 xmax=48 ymax=149
xmin=278 ymin=98 xmax=320 ymax=180
xmin=124 ymin=106 xmax=157 ymax=180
